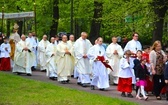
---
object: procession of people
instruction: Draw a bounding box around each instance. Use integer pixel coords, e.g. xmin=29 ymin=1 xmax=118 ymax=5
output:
xmin=0 ymin=29 xmax=168 ymax=102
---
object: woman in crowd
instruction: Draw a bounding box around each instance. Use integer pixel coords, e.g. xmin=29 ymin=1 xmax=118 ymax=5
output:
xmin=149 ymin=40 xmax=167 ymax=100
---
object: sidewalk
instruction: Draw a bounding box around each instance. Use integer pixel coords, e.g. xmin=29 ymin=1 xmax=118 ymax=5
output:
xmin=6 ymin=71 xmax=168 ymax=105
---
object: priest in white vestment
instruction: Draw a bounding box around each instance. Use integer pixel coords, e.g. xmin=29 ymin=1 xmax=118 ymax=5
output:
xmin=38 ymin=35 xmax=50 ymax=71
xmin=13 ymin=35 xmax=35 ymax=76
xmin=106 ymin=37 xmax=123 ymax=84
xmin=32 ymin=33 xmax=39 ymax=68
xmin=124 ymin=32 xmax=142 ymax=54
xmin=26 ymin=32 xmax=37 ymax=71
xmin=88 ymin=37 xmax=110 ymax=90
xmin=56 ymin=35 xmax=75 ymax=83
xmin=46 ymin=37 xmax=57 ymax=80
xmin=55 ymin=35 xmax=61 ymax=46
xmin=74 ymin=32 xmax=92 ymax=87
xmin=67 ymin=35 xmax=77 ymax=78
xmin=67 ymin=34 xmax=75 ymax=46
xmin=124 ymin=32 xmax=142 ymax=84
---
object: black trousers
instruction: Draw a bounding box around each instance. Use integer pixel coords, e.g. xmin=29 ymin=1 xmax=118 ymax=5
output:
xmin=153 ymin=75 xmax=165 ymax=97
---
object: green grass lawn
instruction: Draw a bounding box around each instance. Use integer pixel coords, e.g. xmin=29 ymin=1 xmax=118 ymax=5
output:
xmin=0 ymin=72 xmax=138 ymax=105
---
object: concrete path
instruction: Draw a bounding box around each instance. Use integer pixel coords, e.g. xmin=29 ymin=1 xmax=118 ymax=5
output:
xmin=4 ymin=71 xmax=168 ymax=105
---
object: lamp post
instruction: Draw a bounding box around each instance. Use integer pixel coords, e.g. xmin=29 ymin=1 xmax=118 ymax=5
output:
xmin=23 ymin=8 xmax=26 ymax=34
xmin=34 ymin=2 xmax=37 ymax=35
xmin=1 ymin=6 xmax=4 ymax=33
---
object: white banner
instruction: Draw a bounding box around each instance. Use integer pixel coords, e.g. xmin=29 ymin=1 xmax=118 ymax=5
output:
xmin=0 ymin=11 xmax=34 ymax=19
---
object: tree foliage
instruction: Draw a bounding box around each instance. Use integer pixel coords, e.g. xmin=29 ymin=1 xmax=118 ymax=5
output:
xmin=0 ymin=0 xmax=168 ymax=45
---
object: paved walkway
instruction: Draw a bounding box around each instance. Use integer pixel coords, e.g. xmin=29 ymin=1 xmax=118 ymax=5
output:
xmin=5 ymin=71 xmax=168 ymax=105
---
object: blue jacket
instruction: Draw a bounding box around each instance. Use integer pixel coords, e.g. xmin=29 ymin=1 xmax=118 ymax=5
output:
xmin=164 ymin=61 xmax=168 ymax=80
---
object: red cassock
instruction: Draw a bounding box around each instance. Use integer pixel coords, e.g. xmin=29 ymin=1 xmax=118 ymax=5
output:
xmin=97 ymin=56 xmax=113 ymax=71
xmin=144 ymin=76 xmax=153 ymax=92
xmin=118 ymin=77 xmax=132 ymax=93
xmin=0 ymin=57 xmax=11 ymax=71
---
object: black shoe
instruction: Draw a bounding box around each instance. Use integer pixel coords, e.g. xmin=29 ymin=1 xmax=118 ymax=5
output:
xmin=60 ymin=81 xmax=66 ymax=84
xmin=166 ymin=92 xmax=168 ymax=101
xmin=41 ymin=69 xmax=46 ymax=72
xmin=77 ymin=82 xmax=82 ymax=85
xmin=27 ymin=73 xmax=32 ymax=76
xmin=121 ymin=92 xmax=126 ymax=97
xmin=91 ymin=85 xmax=95 ymax=90
xmin=127 ymin=93 xmax=133 ymax=98
xmin=53 ymin=77 xmax=57 ymax=80
xmin=99 ymin=88 xmax=105 ymax=91
xmin=66 ymin=79 xmax=70 ymax=83
xmin=16 ymin=72 xmax=21 ymax=75
xmin=31 ymin=66 xmax=36 ymax=71
xmin=49 ymin=77 xmax=57 ymax=80
xmin=82 ymin=83 xmax=87 ymax=87
xmin=156 ymin=96 xmax=161 ymax=100
xmin=71 ymin=75 xmax=74 ymax=77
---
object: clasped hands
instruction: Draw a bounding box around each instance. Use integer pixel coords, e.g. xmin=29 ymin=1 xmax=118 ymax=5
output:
xmin=83 ymin=54 xmax=87 ymax=58
xmin=113 ymin=50 xmax=118 ymax=55
xmin=65 ymin=49 xmax=71 ymax=55
xmin=23 ymin=47 xmax=31 ymax=52
xmin=23 ymin=47 xmax=29 ymax=51
xmin=5 ymin=47 xmax=8 ymax=51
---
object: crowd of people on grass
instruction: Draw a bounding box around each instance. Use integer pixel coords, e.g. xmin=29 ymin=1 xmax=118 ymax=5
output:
xmin=0 ymin=27 xmax=168 ymax=101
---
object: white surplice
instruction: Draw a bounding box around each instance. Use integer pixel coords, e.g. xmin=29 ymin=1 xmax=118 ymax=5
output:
xmin=118 ymin=57 xmax=135 ymax=84
xmin=26 ymin=37 xmax=37 ymax=67
xmin=124 ymin=39 xmax=142 ymax=53
xmin=33 ymin=37 xmax=39 ymax=67
xmin=56 ymin=41 xmax=75 ymax=81
xmin=38 ymin=39 xmax=50 ymax=70
xmin=46 ymin=43 xmax=57 ymax=78
xmin=87 ymin=44 xmax=109 ymax=89
xmin=13 ymin=40 xmax=35 ymax=74
xmin=0 ymin=43 xmax=11 ymax=58
xmin=106 ymin=43 xmax=123 ymax=84
xmin=74 ymin=37 xmax=92 ymax=84
xmin=67 ymin=40 xmax=78 ymax=78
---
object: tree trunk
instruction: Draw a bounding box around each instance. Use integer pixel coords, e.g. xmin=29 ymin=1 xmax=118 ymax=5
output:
xmin=17 ymin=21 xmax=23 ymax=36
xmin=89 ymin=1 xmax=103 ymax=44
xmin=50 ymin=0 xmax=59 ymax=38
xmin=6 ymin=20 xmax=10 ymax=37
xmin=152 ymin=0 xmax=167 ymax=43
xmin=74 ymin=18 xmax=81 ymax=39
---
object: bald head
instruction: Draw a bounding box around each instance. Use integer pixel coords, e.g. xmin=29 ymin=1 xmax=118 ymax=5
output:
xmin=51 ymin=37 xmax=55 ymax=43
xmin=28 ymin=32 xmax=32 ymax=38
xmin=62 ymin=35 xmax=67 ymax=42
xmin=97 ymin=37 xmax=103 ymax=45
xmin=69 ymin=34 xmax=74 ymax=42
xmin=21 ymin=34 xmax=26 ymax=41
xmin=112 ymin=36 xmax=117 ymax=44
xmin=43 ymin=35 xmax=47 ymax=41
xmin=81 ymin=32 xmax=88 ymax=40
